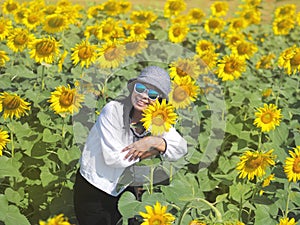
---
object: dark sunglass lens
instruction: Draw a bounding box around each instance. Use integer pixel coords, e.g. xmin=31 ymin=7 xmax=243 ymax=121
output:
xmin=135 ymin=83 xmax=146 ymax=93
xmin=148 ymin=90 xmax=159 ymax=100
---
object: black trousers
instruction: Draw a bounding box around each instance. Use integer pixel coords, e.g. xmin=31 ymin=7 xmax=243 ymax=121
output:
xmin=73 ymin=170 xmax=123 ymax=225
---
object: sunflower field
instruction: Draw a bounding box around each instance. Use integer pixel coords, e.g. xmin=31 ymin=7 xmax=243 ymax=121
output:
xmin=1 ymin=0 xmax=300 ymax=224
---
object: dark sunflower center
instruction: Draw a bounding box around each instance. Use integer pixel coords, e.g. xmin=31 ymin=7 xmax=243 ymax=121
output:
xmin=237 ymin=43 xmax=249 ymax=55
xmin=224 ymin=61 xmax=237 ymax=73
xmin=14 ymin=33 xmax=28 ymax=45
xmin=173 ymin=86 xmax=188 ymax=102
xmin=48 ymin=16 xmax=64 ymax=28
xmin=152 ymin=111 xmax=166 ymax=126
xmin=59 ymin=91 xmax=74 ymax=107
xmin=209 ymin=19 xmax=219 ymax=29
xmin=6 ymin=3 xmax=18 ymax=12
xmin=293 ymin=158 xmax=300 ymax=173
xmin=169 ymin=1 xmax=182 ymax=11
xmin=261 ymin=112 xmax=273 ymax=124
xmin=290 ymin=52 xmax=300 ymax=66
xmin=3 ymin=95 xmax=20 ymax=110
xmin=246 ymin=156 xmax=262 ymax=169
xmin=104 ymin=47 xmax=118 ymax=61
xmin=36 ymin=41 xmax=55 ymax=56
xmin=78 ymin=46 xmax=92 ymax=60
xmin=28 ymin=14 xmax=39 ymax=24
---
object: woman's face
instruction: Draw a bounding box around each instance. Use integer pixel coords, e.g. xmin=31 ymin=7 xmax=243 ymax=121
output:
xmin=131 ymin=83 xmax=160 ymax=112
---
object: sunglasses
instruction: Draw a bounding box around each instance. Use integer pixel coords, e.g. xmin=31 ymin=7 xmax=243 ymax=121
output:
xmin=134 ymin=83 xmax=160 ymax=100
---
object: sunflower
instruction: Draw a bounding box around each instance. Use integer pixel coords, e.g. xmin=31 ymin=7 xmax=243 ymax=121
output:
xmin=168 ymin=23 xmax=189 ymax=43
xmin=97 ymin=39 xmax=126 ymax=69
xmin=29 ymin=36 xmax=61 ymax=64
xmin=0 ymin=51 xmax=10 ymax=67
xmin=187 ymin=8 xmax=205 ymax=24
xmin=237 ymin=6 xmax=261 ymax=26
xmin=169 ymin=58 xmax=200 ymax=80
xmin=0 ymin=129 xmax=10 ymax=156
xmin=274 ymin=4 xmax=296 ymax=19
xmin=58 ymin=50 xmax=68 ymax=72
xmin=141 ymin=99 xmax=177 ymax=136
xmin=215 ymin=54 xmax=247 ymax=81
xmin=262 ymin=173 xmax=275 ymax=187
xmin=101 ymin=0 xmax=121 ymax=16
xmin=189 ymin=220 xmax=207 ymax=225
xmin=253 ymin=104 xmax=282 ymax=132
xmin=43 ymin=14 xmax=69 ymax=33
xmin=169 ymin=76 xmax=200 ymax=109
xmin=130 ymin=10 xmax=157 ymax=25
xmin=195 ymin=40 xmax=215 ymax=55
xmin=0 ymin=92 xmax=31 ymax=119
xmin=96 ymin=18 xmax=125 ymax=41
xmin=22 ymin=9 xmax=44 ymax=31
xmin=255 ymin=53 xmax=276 ymax=69
xmin=227 ymin=17 xmax=248 ymax=32
xmin=0 ymin=18 xmax=13 ymax=41
xmin=284 ymin=146 xmax=300 ymax=183
xmin=124 ymin=37 xmax=148 ymax=57
xmin=224 ymin=32 xmax=245 ymax=49
xmin=194 ymin=51 xmax=219 ymax=75
xmin=236 ymin=149 xmax=276 ymax=181
xmin=13 ymin=5 xmax=29 ymax=24
xmin=278 ymin=45 xmax=300 ymax=75
xmin=210 ymin=1 xmax=229 ymax=17
xmin=139 ymin=201 xmax=175 ymax=225
xmin=39 ymin=214 xmax=72 ymax=225
xmin=164 ymin=0 xmax=186 ymax=18
xmin=71 ymin=40 xmax=98 ymax=68
xmin=129 ymin=23 xmax=150 ymax=40
xmin=7 ymin=27 xmax=35 ymax=52
xmin=230 ymin=40 xmax=258 ymax=59
xmin=204 ymin=16 xmax=225 ymax=34
xmin=2 ymin=0 xmax=19 ymax=14
xmin=277 ymin=217 xmax=297 ymax=225
xmin=48 ymin=85 xmax=84 ymax=116
xmin=273 ymin=17 xmax=295 ymax=35
xmin=119 ymin=1 xmax=131 ymax=14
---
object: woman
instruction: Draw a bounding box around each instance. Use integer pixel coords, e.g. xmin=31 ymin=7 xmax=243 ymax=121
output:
xmin=74 ymin=65 xmax=187 ymax=225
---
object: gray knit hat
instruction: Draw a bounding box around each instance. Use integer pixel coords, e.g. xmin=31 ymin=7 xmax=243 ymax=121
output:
xmin=127 ymin=66 xmax=171 ymax=100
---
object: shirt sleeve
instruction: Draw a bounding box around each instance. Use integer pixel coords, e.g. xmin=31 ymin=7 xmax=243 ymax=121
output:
xmin=161 ymin=127 xmax=187 ymax=161
xmin=92 ymin=102 xmax=139 ymax=168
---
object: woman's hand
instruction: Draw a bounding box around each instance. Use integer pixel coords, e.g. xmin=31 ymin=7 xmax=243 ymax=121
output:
xmin=122 ymin=136 xmax=166 ymax=161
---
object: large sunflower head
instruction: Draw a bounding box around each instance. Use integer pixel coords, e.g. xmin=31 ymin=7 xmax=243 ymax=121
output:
xmin=204 ymin=16 xmax=225 ymax=34
xmin=164 ymin=0 xmax=186 ymax=18
xmin=2 ymin=0 xmax=19 ymax=15
xmin=231 ymin=40 xmax=258 ymax=59
xmin=0 ymin=92 xmax=31 ymax=120
xmin=0 ymin=18 xmax=13 ymax=41
xmin=169 ymin=58 xmax=200 ymax=80
xmin=168 ymin=76 xmax=200 ymax=109
xmin=284 ymin=146 xmax=300 ymax=183
xmin=130 ymin=10 xmax=157 ymax=24
xmin=71 ymin=40 xmax=98 ymax=68
xmin=210 ymin=1 xmax=229 ymax=17
xmin=168 ymin=22 xmax=189 ymax=43
xmin=0 ymin=129 xmax=10 ymax=156
xmin=43 ymin=14 xmax=69 ymax=34
xmin=7 ymin=27 xmax=35 ymax=52
xmin=140 ymin=99 xmax=177 ymax=136
xmin=39 ymin=214 xmax=72 ymax=225
xmin=278 ymin=45 xmax=300 ymax=75
xmin=236 ymin=149 xmax=276 ymax=181
xmin=139 ymin=201 xmax=175 ymax=225
xmin=48 ymin=85 xmax=84 ymax=116
xmin=253 ymin=103 xmax=282 ymax=132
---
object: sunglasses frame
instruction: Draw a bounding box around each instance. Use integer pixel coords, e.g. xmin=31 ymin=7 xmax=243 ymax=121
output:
xmin=133 ymin=83 xmax=160 ymax=100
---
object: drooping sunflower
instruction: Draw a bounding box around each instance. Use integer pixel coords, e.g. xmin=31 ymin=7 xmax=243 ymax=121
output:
xmin=0 ymin=18 xmax=13 ymax=41
xmin=71 ymin=40 xmax=98 ymax=68
xmin=277 ymin=217 xmax=297 ymax=225
xmin=169 ymin=58 xmax=200 ymax=80
xmin=7 ymin=27 xmax=35 ymax=52
xmin=164 ymin=0 xmax=186 ymax=18
xmin=187 ymin=8 xmax=205 ymax=24
xmin=168 ymin=22 xmax=189 ymax=43
xmin=210 ymin=1 xmax=229 ymax=17
xmin=272 ymin=17 xmax=295 ymax=36
xmin=48 ymin=85 xmax=84 ymax=116
xmin=253 ymin=103 xmax=282 ymax=132
xmin=262 ymin=173 xmax=275 ymax=187
xmin=2 ymin=0 xmax=19 ymax=14
xmin=0 ymin=51 xmax=10 ymax=67
xmin=215 ymin=54 xmax=247 ymax=81
xmin=236 ymin=149 xmax=276 ymax=181
xmin=29 ymin=36 xmax=61 ymax=64
xmin=168 ymin=76 xmax=200 ymax=109
xmin=0 ymin=129 xmax=10 ymax=156
xmin=204 ymin=16 xmax=225 ymax=34
xmin=0 ymin=92 xmax=31 ymax=119
xmin=255 ymin=53 xmax=276 ymax=69
xmin=141 ymin=99 xmax=177 ymax=136
xmin=130 ymin=10 xmax=157 ymax=25
xmin=278 ymin=45 xmax=300 ymax=75
xmin=284 ymin=146 xmax=300 ymax=183
xmin=39 ymin=214 xmax=72 ymax=225
xmin=43 ymin=14 xmax=69 ymax=33
xmin=139 ymin=201 xmax=175 ymax=225
xmin=97 ymin=39 xmax=126 ymax=69
xmin=230 ymin=40 xmax=258 ymax=59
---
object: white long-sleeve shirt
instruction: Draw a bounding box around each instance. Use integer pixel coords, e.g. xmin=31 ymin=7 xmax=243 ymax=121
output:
xmin=79 ymin=98 xmax=187 ymax=196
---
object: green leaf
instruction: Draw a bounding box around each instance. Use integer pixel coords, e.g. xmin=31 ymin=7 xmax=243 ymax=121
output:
xmin=0 ymin=156 xmax=22 ymax=179
xmin=118 ymin=191 xmax=141 ymax=221
xmin=42 ymin=128 xmax=61 ymax=143
xmin=57 ymin=147 xmax=81 ymax=164
xmin=0 ymin=195 xmax=9 ymax=221
xmin=254 ymin=204 xmax=276 ymax=225
xmin=4 ymin=188 xmax=23 ymax=205
xmin=1 ymin=205 xmax=31 ymax=225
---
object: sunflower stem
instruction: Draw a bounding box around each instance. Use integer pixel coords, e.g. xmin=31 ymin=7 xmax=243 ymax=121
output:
xmin=258 ymin=131 xmax=262 ymax=150
xmin=8 ymin=119 xmax=15 ymax=157
xmin=41 ymin=65 xmax=45 ymax=91
xmin=149 ymin=165 xmax=154 ymax=194
xmin=61 ymin=116 xmax=66 ymax=149
xmin=284 ymin=182 xmax=292 ymax=218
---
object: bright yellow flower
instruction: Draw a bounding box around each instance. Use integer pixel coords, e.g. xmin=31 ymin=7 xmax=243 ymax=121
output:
xmin=210 ymin=1 xmax=229 ymax=17
xmin=96 ymin=17 xmax=125 ymax=41
xmin=39 ymin=214 xmax=72 ymax=225
xmin=194 ymin=51 xmax=219 ymax=75
xmin=119 ymin=1 xmax=132 ymax=14
xmin=101 ymin=0 xmax=121 ymax=16
xmin=189 ymin=220 xmax=207 ymax=225
xmin=187 ymin=8 xmax=205 ymax=24
xmin=55 ymin=3 xmax=83 ymax=25
xmin=169 ymin=58 xmax=200 ymax=80
xmin=169 ymin=76 xmax=200 ymax=109
xmin=0 ymin=129 xmax=10 ymax=156
xmin=43 ymin=14 xmax=69 ymax=33
xmin=255 ymin=53 xmax=276 ymax=69
xmin=141 ymin=99 xmax=177 ymax=136
xmin=0 ymin=51 xmax=10 ymax=67
xmin=13 ymin=5 xmax=30 ymax=24
xmin=0 ymin=92 xmax=31 ymax=120
xmin=236 ymin=149 xmax=276 ymax=181
xmin=242 ymin=0 xmax=261 ymax=7
xmin=195 ymin=40 xmax=215 ymax=55
xmin=168 ymin=23 xmax=189 ymax=43
xmin=277 ymin=217 xmax=297 ymax=225
xmin=227 ymin=17 xmax=248 ymax=32
xmin=139 ymin=201 xmax=175 ymax=225
xmin=129 ymin=23 xmax=150 ymax=40
xmin=7 ymin=27 xmax=35 ymax=52
xmin=262 ymin=173 xmax=275 ymax=187
xmin=284 ymin=146 xmax=300 ymax=183
xmin=48 ymin=85 xmax=84 ymax=116
xmin=273 ymin=17 xmax=295 ymax=35
xmin=274 ymin=4 xmax=296 ymax=19
xmin=29 ymin=36 xmax=61 ymax=64
xmin=262 ymin=88 xmax=273 ymax=98
xmin=253 ymin=104 xmax=282 ymax=132
xmin=58 ymin=50 xmax=68 ymax=72
xmin=2 ymin=0 xmax=19 ymax=14
xmin=224 ymin=32 xmax=245 ymax=49
xmin=230 ymin=40 xmax=258 ymax=59
xmin=97 ymin=39 xmax=126 ymax=69
xmin=164 ymin=0 xmax=186 ymax=18
xmin=204 ymin=16 xmax=225 ymax=34
xmin=0 ymin=17 xmax=13 ymax=41
xmin=22 ymin=9 xmax=44 ymax=31
xmin=278 ymin=45 xmax=300 ymax=75
xmin=216 ymin=54 xmax=246 ymax=81
xmin=130 ymin=10 xmax=157 ymax=25
xmin=71 ymin=40 xmax=98 ymax=68
xmin=237 ymin=6 xmax=261 ymax=25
